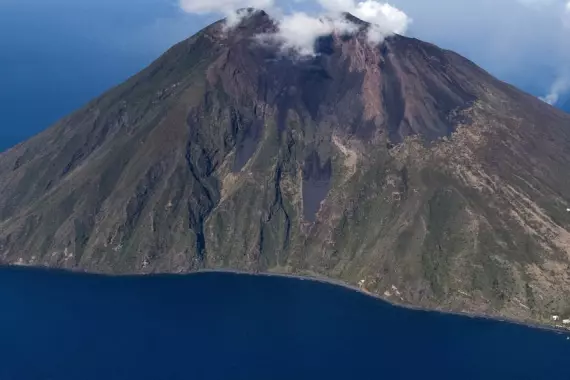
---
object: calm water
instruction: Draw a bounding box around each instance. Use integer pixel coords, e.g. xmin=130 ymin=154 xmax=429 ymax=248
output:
xmin=0 ymin=267 xmax=569 ymax=379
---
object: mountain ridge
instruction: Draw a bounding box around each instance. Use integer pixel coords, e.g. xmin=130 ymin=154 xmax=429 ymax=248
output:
xmin=2 ymin=11 xmax=570 ymax=328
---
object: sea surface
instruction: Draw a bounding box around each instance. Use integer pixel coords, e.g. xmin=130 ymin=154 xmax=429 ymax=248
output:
xmin=0 ymin=267 xmax=569 ymax=380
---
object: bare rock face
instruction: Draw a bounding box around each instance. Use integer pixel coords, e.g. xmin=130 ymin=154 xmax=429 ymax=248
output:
xmin=2 ymin=11 xmax=570 ymax=326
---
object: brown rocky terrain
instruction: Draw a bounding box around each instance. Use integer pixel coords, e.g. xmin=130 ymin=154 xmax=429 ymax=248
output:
xmin=2 ymin=10 xmax=570 ymax=327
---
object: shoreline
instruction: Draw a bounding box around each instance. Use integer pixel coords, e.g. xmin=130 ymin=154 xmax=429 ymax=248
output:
xmin=2 ymin=264 xmax=569 ymax=335
xmin=195 ymin=268 xmax=569 ymax=335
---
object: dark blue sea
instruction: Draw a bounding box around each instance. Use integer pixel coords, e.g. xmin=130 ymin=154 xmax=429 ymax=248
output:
xmin=0 ymin=267 xmax=569 ymax=380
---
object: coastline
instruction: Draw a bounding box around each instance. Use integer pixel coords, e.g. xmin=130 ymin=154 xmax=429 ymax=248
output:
xmin=195 ymin=268 xmax=570 ymax=335
xmin=2 ymin=264 xmax=569 ymax=335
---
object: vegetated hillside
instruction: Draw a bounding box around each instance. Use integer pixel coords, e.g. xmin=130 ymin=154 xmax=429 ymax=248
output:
xmin=2 ymin=10 xmax=570 ymax=327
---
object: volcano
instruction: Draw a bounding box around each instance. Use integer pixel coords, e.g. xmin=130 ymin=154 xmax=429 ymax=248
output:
xmin=2 ymin=10 xmax=570 ymax=327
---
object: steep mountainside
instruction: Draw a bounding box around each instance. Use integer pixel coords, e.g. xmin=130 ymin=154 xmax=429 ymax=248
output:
xmin=2 ymin=11 xmax=570 ymax=327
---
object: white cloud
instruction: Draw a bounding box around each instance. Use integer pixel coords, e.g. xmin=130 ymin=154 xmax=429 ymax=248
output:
xmin=356 ymin=2 xmax=410 ymax=42
xmin=265 ymin=13 xmax=334 ymax=55
xmin=261 ymin=12 xmax=358 ymax=55
xmin=224 ymin=8 xmax=259 ymax=29
xmin=267 ymin=1 xmax=409 ymax=55
xmin=319 ymin=0 xmax=410 ymax=42
xmin=179 ymin=0 xmax=410 ymax=55
xmin=541 ymin=75 xmax=570 ymax=104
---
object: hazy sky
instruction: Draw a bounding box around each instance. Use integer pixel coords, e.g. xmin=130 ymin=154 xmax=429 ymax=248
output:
xmin=0 ymin=0 xmax=569 ymax=151
xmin=0 ymin=0 xmax=203 ymax=151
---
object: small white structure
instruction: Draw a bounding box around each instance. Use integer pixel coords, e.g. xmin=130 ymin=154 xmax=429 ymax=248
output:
xmin=358 ymin=279 xmax=366 ymax=288
xmin=563 ymin=319 xmax=570 ymax=325
xmin=566 ymin=208 xmax=570 ymax=212
xmin=391 ymin=285 xmax=402 ymax=296
xmin=553 ymin=315 xmax=561 ymax=321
